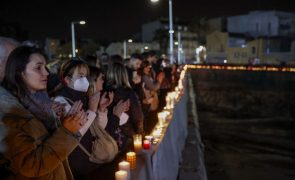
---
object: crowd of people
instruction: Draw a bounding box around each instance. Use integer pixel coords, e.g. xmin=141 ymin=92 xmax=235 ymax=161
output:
xmin=0 ymin=36 xmax=181 ymax=179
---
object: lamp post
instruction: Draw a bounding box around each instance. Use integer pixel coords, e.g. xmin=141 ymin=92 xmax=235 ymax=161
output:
xmin=151 ymin=0 xmax=174 ymax=64
xmin=123 ymin=39 xmax=133 ymax=59
xmin=71 ymin=20 xmax=86 ymax=57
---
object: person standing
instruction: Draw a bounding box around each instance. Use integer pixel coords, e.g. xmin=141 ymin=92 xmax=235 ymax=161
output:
xmin=0 ymin=46 xmax=86 ymax=179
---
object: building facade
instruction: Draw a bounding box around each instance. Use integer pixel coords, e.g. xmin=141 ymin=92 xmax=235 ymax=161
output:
xmin=142 ymin=19 xmax=198 ymax=62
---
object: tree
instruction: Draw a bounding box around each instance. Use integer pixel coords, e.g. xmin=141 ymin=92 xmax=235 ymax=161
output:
xmin=188 ymin=17 xmax=209 ymax=45
xmin=153 ymin=29 xmax=169 ymax=54
xmin=79 ymin=41 xmax=100 ymax=58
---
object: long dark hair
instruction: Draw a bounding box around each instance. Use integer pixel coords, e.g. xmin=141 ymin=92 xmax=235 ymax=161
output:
xmin=3 ymin=46 xmax=46 ymax=98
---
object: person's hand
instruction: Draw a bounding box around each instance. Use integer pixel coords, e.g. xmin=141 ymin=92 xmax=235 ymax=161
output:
xmin=62 ymin=101 xmax=87 ymax=133
xmin=146 ymin=97 xmax=154 ymax=104
xmin=88 ymin=91 xmax=101 ymax=112
xmin=99 ymin=92 xmax=114 ymax=112
xmin=51 ymin=102 xmax=66 ymax=119
xmin=157 ymin=71 xmax=165 ymax=83
xmin=113 ymin=99 xmax=130 ymax=118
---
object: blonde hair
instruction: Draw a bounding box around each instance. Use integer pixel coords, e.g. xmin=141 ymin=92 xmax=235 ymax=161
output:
xmin=87 ymin=66 xmax=103 ymax=96
xmin=106 ymin=62 xmax=130 ymax=88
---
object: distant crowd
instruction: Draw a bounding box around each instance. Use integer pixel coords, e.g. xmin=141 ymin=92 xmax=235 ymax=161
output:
xmin=0 ymin=36 xmax=182 ymax=179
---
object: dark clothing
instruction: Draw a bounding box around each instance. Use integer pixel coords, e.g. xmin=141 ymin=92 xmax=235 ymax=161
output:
xmin=55 ymin=86 xmax=88 ymax=110
xmin=126 ymin=66 xmax=142 ymax=97
xmin=105 ymin=111 xmax=128 ymax=151
xmin=126 ymin=67 xmax=134 ymax=87
xmin=108 ymin=86 xmax=144 ymax=137
xmin=54 ymin=86 xmax=100 ymax=176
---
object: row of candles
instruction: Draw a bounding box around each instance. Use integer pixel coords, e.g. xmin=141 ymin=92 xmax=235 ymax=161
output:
xmin=187 ymin=64 xmax=295 ymax=72
xmin=115 ymin=66 xmax=188 ymax=180
xmin=115 ymin=135 xmax=153 ymax=180
xmin=151 ymin=66 xmax=186 ymax=139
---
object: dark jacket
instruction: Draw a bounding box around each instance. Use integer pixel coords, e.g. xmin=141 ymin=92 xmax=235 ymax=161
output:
xmin=108 ymin=86 xmax=144 ymax=137
xmin=54 ymin=86 xmax=100 ymax=176
xmin=0 ymin=86 xmax=78 ymax=180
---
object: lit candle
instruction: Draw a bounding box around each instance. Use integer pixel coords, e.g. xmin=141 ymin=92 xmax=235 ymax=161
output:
xmin=119 ymin=161 xmax=130 ymax=171
xmin=143 ymin=140 xmax=151 ymax=149
xmin=115 ymin=170 xmax=128 ymax=180
xmin=157 ymin=112 xmax=166 ymax=127
xmin=133 ymin=134 xmax=142 ymax=152
xmin=165 ymin=96 xmax=170 ymax=109
xmin=152 ymin=129 xmax=162 ymax=138
xmin=145 ymin=135 xmax=153 ymax=142
xmin=118 ymin=161 xmax=130 ymax=180
xmin=126 ymin=152 xmax=136 ymax=169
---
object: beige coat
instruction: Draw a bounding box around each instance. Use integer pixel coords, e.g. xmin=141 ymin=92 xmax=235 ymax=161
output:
xmin=0 ymin=86 xmax=79 ymax=179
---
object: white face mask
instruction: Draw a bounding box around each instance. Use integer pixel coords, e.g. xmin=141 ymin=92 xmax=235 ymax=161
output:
xmin=73 ymin=77 xmax=89 ymax=92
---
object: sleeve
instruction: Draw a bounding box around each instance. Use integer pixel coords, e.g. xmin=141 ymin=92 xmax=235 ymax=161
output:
xmin=130 ymin=92 xmax=145 ymax=134
xmin=53 ymin=96 xmax=96 ymax=136
xmin=4 ymin=121 xmax=79 ymax=178
xmin=78 ymin=110 xmax=96 ymax=136
xmin=53 ymin=96 xmax=71 ymax=113
xmin=142 ymin=75 xmax=161 ymax=91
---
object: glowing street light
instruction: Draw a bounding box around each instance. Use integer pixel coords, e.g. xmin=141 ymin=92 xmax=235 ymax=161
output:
xmin=71 ymin=20 xmax=86 ymax=57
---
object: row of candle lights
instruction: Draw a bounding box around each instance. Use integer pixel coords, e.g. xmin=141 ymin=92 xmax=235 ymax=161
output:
xmin=115 ymin=66 xmax=188 ymax=180
xmin=115 ymin=135 xmax=154 ymax=180
xmin=151 ymin=66 xmax=186 ymax=141
xmin=187 ymin=64 xmax=295 ymax=72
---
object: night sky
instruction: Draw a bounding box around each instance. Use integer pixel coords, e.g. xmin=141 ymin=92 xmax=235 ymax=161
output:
xmin=1 ymin=0 xmax=294 ymax=42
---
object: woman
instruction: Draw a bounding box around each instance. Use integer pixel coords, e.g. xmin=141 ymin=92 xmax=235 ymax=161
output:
xmin=106 ymin=62 xmax=144 ymax=139
xmin=88 ymin=66 xmax=129 ymax=151
xmin=140 ymin=60 xmax=165 ymax=133
xmin=52 ymin=59 xmax=102 ymax=177
xmin=0 ymin=46 xmax=86 ymax=179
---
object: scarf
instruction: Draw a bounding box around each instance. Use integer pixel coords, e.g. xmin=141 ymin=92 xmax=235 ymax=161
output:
xmin=56 ymin=86 xmax=88 ymax=110
xmin=19 ymin=90 xmax=59 ymax=133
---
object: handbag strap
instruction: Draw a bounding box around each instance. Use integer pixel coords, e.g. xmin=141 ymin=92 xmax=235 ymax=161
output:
xmin=78 ymin=143 xmax=92 ymax=157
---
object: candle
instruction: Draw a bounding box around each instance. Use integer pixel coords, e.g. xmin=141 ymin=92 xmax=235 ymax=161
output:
xmin=143 ymin=140 xmax=151 ymax=149
xmin=152 ymin=129 xmax=162 ymax=138
xmin=119 ymin=161 xmax=130 ymax=180
xmin=145 ymin=135 xmax=153 ymax=142
xmin=133 ymin=134 xmax=142 ymax=152
xmin=119 ymin=161 xmax=130 ymax=171
xmin=115 ymin=170 xmax=128 ymax=180
xmin=126 ymin=152 xmax=136 ymax=169
xmin=157 ymin=112 xmax=166 ymax=127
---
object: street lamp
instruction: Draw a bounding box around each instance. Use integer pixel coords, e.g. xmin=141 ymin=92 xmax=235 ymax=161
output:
xmin=150 ymin=0 xmax=174 ymax=64
xmin=123 ymin=39 xmax=133 ymax=59
xmin=71 ymin=20 xmax=86 ymax=57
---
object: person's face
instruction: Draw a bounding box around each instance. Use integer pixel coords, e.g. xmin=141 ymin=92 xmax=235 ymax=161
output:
xmin=0 ymin=43 xmax=17 ymax=82
xmin=66 ymin=66 xmax=88 ymax=88
xmin=143 ymin=65 xmax=151 ymax=74
xmin=132 ymin=59 xmax=142 ymax=70
xmin=148 ymin=55 xmax=157 ymax=64
xmin=95 ymin=73 xmax=104 ymax=92
xmin=21 ymin=53 xmax=49 ymax=93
